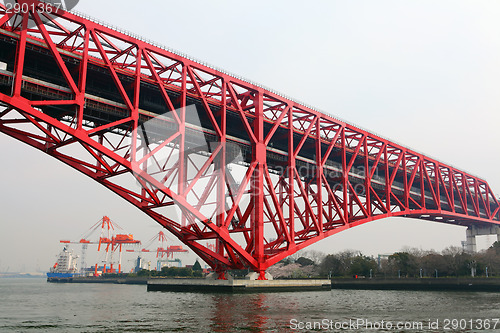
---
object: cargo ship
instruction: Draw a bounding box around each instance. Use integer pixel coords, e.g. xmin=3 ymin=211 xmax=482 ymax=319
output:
xmin=47 ymin=246 xmax=79 ymax=282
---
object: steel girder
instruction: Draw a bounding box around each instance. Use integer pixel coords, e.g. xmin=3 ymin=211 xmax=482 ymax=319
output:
xmin=0 ymin=1 xmax=498 ymax=279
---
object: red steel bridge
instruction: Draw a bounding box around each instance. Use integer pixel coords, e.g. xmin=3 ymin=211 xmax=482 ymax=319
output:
xmin=0 ymin=1 xmax=498 ymax=279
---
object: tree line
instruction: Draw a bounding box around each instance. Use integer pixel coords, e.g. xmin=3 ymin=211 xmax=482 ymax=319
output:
xmin=268 ymin=242 xmax=500 ymax=279
xmin=105 ymin=260 xmax=204 ymax=278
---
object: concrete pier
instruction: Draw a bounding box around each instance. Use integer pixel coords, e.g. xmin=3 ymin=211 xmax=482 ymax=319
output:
xmin=147 ymin=278 xmax=332 ymax=293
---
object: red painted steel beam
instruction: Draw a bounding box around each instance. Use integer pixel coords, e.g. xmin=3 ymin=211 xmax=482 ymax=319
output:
xmin=0 ymin=1 xmax=498 ymax=278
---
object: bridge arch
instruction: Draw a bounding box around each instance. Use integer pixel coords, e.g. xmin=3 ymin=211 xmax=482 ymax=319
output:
xmin=0 ymin=2 xmax=498 ymax=279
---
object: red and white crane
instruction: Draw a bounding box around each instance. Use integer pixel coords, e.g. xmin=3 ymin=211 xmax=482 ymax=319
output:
xmin=60 ymin=216 xmax=140 ymax=275
xmin=127 ymin=231 xmax=188 ymax=270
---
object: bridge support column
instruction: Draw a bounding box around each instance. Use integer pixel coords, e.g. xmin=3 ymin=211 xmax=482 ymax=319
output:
xmin=466 ymin=227 xmax=477 ymax=253
xmin=465 ymin=225 xmax=500 ymax=253
xmin=252 ymin=92 xmax=266 ymax=279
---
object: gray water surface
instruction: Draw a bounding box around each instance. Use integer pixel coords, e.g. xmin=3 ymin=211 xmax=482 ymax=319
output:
xmin=0 ymin=278 xmax=499 ymax=332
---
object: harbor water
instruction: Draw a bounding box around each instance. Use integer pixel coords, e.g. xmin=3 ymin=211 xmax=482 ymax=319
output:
xmin=1 ymin=278 xmax=499 ymax=332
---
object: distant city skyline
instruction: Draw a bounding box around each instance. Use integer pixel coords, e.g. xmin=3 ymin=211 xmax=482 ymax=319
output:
xmin=1 ymin=0 xmax=499 ymax=273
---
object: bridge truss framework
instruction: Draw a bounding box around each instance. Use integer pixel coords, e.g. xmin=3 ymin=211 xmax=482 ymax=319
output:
xmin=0 ymin=1 xmax=498 ymax=279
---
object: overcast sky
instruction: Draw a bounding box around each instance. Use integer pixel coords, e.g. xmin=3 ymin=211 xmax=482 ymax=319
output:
xmin=1 ymin=0 xmax=499 ymax=273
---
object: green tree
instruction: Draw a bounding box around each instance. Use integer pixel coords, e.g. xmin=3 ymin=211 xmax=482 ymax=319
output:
xmin=137 ymin=269 xmax=151 ymax=277
xmin=193 ymin=260 xmax=202 ymax=271
xmin=476 ymin=245 xmax=500 ymax=276
xmin=349 ymin=255 xmax=377 ymax=277
xmin=420 ymin=252 xmax=448 ymax=277
xmin=160 ymin=266 xmax=194 ymax=277
xmin=296 ymin=257 xmax=315 ymax=267
xmin=442 ymin=246 xmax=470 ymax=277
xmin=319 ymin=254 xmax=343 ymax=277
xmin=490 ymin=241 xmax=500 ymax=255
xmin=319 ymin=251 xmax=367 ymax=277
xmin=388 ymin=252 xmax=418 ymax=277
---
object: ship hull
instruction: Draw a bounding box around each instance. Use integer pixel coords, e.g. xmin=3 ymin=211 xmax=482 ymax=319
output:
xmin=46 ymin=272 xmax=78 ymax=282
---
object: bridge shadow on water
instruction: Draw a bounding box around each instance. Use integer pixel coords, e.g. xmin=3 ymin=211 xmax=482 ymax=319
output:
xmin=210 ymin=293 xmax=269 ymax=332
xmin=209 ymin=293 xmax=298 ymax=332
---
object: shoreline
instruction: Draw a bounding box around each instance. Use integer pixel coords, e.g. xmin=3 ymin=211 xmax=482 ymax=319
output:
xmin=47 ymin=276 xmax=149 ymax=284
xmin=46 ymin=275 xmax=500 ymax=292
xmin=331 ymin=277 xmax=500 ymax=292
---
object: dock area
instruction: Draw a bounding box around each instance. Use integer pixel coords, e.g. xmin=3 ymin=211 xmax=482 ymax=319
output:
xmin=147 ymin=278 xmax=332 ymax=293
xmin=47 ymin=276 xmax=148 ymax=284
